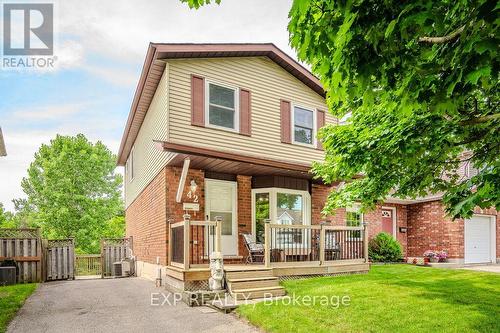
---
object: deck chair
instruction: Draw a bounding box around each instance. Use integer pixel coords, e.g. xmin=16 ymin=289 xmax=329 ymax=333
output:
xmin=242 ymin=233 xmax=264 ymax=264
xmin=324 ymin=232 xmax=342 ymax=260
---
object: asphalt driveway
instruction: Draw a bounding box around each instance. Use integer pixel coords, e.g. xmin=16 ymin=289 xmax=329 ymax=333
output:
xmin=8 ymin=278 xmax=259 ymax=333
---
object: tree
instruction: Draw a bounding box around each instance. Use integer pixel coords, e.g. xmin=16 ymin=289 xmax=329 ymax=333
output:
xmin=183 ymin=0 xmax=499 ymax=218
xmin=0 ymin=203 xmax=16 ymax=228
xmin=18 ymin=134 xmax=123 ymax=253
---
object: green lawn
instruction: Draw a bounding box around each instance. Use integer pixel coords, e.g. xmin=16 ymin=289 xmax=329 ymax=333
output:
xmin=0 ymin=283 xmax=37 ymax=333
xmin=238 ymin=265 xmax=500 ymax=333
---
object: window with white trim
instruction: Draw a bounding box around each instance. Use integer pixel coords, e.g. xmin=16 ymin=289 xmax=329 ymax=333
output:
xmin=206 ymin=81 xmax=238 ymax=130
xmin=346 ymin=205 xmax=362 ymax=238
xmin=293 ymin=105 xmax=315 ymax=145
xmin=252 ymin=188 xmax=311 ymax=245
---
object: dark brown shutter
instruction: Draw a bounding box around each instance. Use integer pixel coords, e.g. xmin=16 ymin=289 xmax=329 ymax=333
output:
xmin=316 ymin=109 xmax=325 ymax=150
xmin=191 ymin=75 xmax=205 ymax=127
xmin=239 ymin=89 xmax=251 ymax=136
xmin=280 ymin=100 xmax=291 ymax=143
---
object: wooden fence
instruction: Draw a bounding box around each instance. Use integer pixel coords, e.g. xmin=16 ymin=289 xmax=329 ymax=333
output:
xmin=44 ymin=239 xmax=75 ymax=281
xmin=101 ymin=238 xmax=131 ymax=278
xmin=0 ymin=228 xmax=42 ymax=283
xmin=75 ymin=254 xmax=101 ymax=276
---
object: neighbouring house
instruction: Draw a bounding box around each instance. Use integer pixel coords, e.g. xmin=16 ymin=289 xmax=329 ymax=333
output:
xmin=118 ymin=43 xmax=498 ymax=297
xmin=0 ymin=127 xmax=6 ymax=157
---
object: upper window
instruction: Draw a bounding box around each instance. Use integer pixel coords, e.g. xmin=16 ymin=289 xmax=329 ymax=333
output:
xmin=206 ymin=81 xmax=238 ymax=131
xmin=293 ymin=106 xmax=315 ymax=145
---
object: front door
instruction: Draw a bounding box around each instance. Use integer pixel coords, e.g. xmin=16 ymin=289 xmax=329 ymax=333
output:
xmin=381 ymin=209 xmax=394 ymax=235
xmin=205 ymin=179 xmax=238 ymax=256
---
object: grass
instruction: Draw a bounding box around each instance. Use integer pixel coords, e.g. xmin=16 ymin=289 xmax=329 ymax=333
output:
xmin=0 ymin=283 xmax=37 ymax=332
xmin=238 ymin=265 xmax=500 ymax=333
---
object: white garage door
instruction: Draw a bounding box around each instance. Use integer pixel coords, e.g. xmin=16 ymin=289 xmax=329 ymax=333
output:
xmin=465 ymin=216 xmax=493 ymax=264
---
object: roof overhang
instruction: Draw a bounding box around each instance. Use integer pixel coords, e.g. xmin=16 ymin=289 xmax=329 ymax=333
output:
xmin=116 ymin=43 xmax=325 ymax=166
xmin=0 ymin=127 xmax=6 ymax=157
xmin=157 ymin=141 xmax=313 ymax=179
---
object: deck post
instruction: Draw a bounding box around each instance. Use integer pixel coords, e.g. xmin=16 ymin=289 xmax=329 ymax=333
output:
xmin=215 ymin=216 xmax=222 ymax=253
xmin=363 ymin=222 xmax=369 ymax=263
xmin=167 ymin=219 xmax=173 ymax=266
xmin=183 ymin=214 xmax=191 ymax=270
xmin=319 ymin=223 xmax=326 ymax=265
xmin=264 ymin=219 xmax=271 ymax=268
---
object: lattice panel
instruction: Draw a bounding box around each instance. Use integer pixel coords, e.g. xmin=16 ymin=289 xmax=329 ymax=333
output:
xmin=279 ymin=271 xmax=368 ymax=281
xmin=0 ymin=228 xmax=40 ymax=239
xmin=47 ymin=239 xmax=74 ymax=248
xmin=184 ymin=280 xmax=210 ymax=292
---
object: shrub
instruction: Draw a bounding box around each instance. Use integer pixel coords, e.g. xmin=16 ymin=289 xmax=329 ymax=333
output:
xmin=369 ymin=232 xmax=403 ymax=262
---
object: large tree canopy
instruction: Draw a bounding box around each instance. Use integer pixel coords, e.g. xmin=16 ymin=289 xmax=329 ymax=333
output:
xmin=288 ymin=0 xmax=499 ymax=218
xmin=18 ymin=134 xmax=123 ymax=252
xmin=184 ymin=0 xmax=499 ymax=218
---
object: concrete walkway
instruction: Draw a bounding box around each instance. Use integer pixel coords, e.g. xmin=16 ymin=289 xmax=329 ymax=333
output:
xmin=8 ymin=278 xmax=259 ymax=333
xmin=461 ymin=264 xmax=500 ymax=274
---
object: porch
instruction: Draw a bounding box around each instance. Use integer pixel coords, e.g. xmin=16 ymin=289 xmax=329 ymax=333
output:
xmin=166 ymin=215 xmax=370 ymax=284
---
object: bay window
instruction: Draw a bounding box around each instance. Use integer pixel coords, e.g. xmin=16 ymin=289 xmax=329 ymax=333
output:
xmin=252 ymin=188 xmax=311 ymax=245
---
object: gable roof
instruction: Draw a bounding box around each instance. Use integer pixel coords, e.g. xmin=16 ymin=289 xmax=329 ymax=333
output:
xmin=117 ymin=43 xmax=325 ymax=166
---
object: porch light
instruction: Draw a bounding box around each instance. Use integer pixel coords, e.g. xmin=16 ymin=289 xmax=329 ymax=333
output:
xmin=183 ymin=214 xmax=191 ymax=221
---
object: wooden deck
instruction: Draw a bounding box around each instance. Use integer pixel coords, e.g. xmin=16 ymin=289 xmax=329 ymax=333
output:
xmin=167 ymin=260 xmax=370 ymax=282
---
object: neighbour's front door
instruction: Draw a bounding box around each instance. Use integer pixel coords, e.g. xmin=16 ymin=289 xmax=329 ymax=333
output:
xmin=205 ymin=179 xmax=238 ymax=256
xmin=381 ymin=209 xmax=394 ymax=235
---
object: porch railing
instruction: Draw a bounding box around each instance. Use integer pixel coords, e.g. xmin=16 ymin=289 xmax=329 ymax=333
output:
xmin=264 ymin=223 xmax=369 ymax=267
xmin=169 ymin=215 xmax=368 ymax=270
xmin=168 ymin=215 xmax=221 ymax=270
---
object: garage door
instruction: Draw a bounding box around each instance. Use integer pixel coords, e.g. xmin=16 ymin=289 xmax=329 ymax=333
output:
xmin=465 ymin=216 xmax=493 ymax=264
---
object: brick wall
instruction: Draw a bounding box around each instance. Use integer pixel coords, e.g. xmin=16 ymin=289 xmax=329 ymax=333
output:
xmin=126 ymin=168 xmax=168 ymax=265
xmin=311 ymin=183 xmax=408 ymax=255
xmin=237 ymin=175 xmax=252 ymax=258
xmin=407 ymin=201 xmax=499 ymax=259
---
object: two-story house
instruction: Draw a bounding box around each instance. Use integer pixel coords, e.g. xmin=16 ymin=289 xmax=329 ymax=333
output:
xmin=118 ymin=44 xmax=498 ymax=297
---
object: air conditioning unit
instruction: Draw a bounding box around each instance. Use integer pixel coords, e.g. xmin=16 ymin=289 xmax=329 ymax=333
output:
xmin=112 ymin=262 xmax=123 ymax=277
xmin=0 ymin=267 xmax=16 ymax=286
xmin=121 ymin=260 xmax=131 ymax=276
xmin=112 ymin=260 xmax=132 ymax=277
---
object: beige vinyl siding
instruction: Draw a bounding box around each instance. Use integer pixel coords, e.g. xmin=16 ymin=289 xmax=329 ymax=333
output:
xmin=125 ymin=64 xmax=176 ymax=208
xmin=167 ymin=57 xmax=335 ymax=165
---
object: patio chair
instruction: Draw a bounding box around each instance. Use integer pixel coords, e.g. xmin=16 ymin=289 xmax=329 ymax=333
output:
xmin=324 ymin=233 xmax=342 ymax=260
xmin=242 ymin=233 xmax=264 ymax=264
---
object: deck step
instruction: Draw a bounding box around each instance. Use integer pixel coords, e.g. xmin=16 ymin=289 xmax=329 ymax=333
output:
xmin=225 ymin=269 xmax=274 ymax=280
xmin=228 ymin=278 xmax=280 ymax=290
xmin=231 ymin=286 xmax=286 ymax=300
xmin=227 ymin=276 xmax=278 ymax=282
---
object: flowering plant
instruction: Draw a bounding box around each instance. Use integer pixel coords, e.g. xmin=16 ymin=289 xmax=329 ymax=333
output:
xmin=423 ymin=250 xmax=448 ymax=262
xmin=436 ymin=251 xmax=448 ymax=262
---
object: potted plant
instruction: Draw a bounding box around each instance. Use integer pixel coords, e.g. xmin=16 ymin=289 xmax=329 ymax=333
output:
xmin=424 ymin=250 xmax=439 ymax=263
xmin=436 ymin=250 xmax=448 ymax=262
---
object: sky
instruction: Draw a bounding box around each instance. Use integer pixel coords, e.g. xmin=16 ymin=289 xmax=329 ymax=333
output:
xmin=0 ymin=0 xmax=295 ymax=211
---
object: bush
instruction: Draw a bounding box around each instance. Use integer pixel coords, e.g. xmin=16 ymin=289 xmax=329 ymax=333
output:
xmin=369 ymin=232 xmax=402 ymax=262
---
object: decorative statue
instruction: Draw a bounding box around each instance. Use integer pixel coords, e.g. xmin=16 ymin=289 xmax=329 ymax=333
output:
xmin=208 ymin=252 xmax=224 ymax=291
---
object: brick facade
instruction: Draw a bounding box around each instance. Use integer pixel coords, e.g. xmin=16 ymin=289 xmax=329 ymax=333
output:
xmin=407 ymin=201 xmax=499 ymax=259
xmin=311 ymin=183 xmax=408 ymax=255
xmin=127 ymin=171 xmax=498 ymax=266
xmin=126 ymin=168 xmax=168 ymax=265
